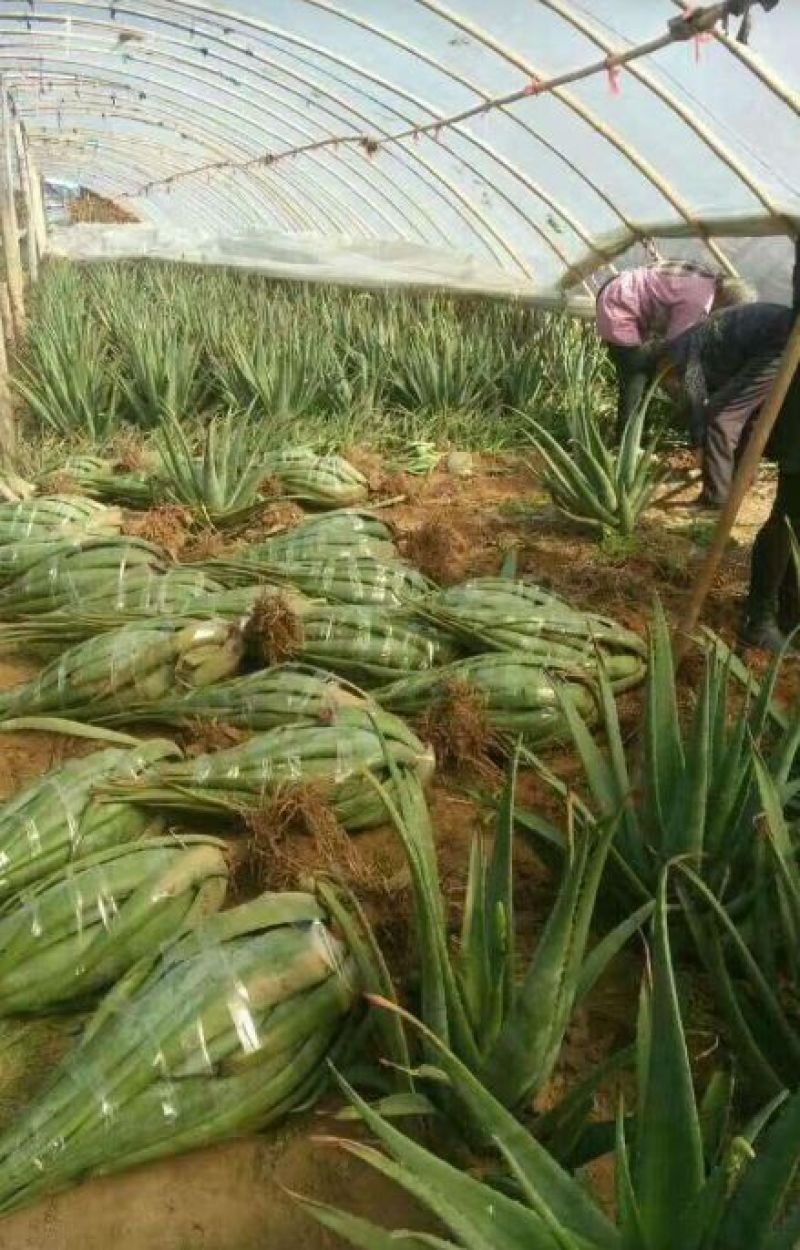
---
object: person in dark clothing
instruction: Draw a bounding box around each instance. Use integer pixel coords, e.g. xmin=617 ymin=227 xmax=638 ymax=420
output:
xmin=660 ymin=239 xmax=800 ymax=652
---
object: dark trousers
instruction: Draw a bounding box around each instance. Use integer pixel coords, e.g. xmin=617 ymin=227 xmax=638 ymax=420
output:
xmin=749 ymin=470 xmax=800 ymax=630
xmin=607 ymin=344 xmax=652 ymax=443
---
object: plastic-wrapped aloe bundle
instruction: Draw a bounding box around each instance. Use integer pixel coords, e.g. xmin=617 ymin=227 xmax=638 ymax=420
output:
xmin=0 ymin=892 xmax=360 ymax=1215
xmin=204 ymin=511 xmax=399 ymax=586
xmin=261 ymin=447 xmax=369 ymax=507
xmin=255 ymin=555 xmax=432 ymax=607
xmin=0 ymin=497 xmax=123 ymax=588
xmin=376 ymin=651 xmax=598 ymax=742
xmin=0 ymin=619 xmax=244 ymax=724
xmin=0 ymin=740 xmax=178 ymax=900
xmin=0 ymin=568 xmax=227 ymax=653
xmin=419 ymin=578 xmax=646 ymax=690
xmin=0 ymin=496 xmax=122 ymax=545
xmin=0 ymin=537 xmax=168 ymax=618
xmin=100 ymin=706 xmax=435 ymax=831
xmin=114 ymin=663 xmax=372 ymax=731
xmin=57 ymin=455 xmax=158 ymax=508
xmin=0 ymin=837 xmax=228 ymax=1014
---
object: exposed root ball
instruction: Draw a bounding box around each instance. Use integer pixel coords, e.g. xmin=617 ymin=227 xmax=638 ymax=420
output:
xmin=244 ymin=592 xmax=304 ymax=665
xmin=39 ymin=471 xmax=82 ymax=497
xmin=403 ymin=518 xmax=470 ymax=586
xmin=182 ymin=528 xmax=238 ymax=563
xmin=182 ymin=719 xmax=249 ymax=757
xmin=255 ymin=499 xmax=306 ymax=532
xmin=236 ymin=783 xmax=398 ymax=898
xmin=418 ymin=678 xmax=502 ymax=785
xmin=111 ymin=432 xmax=152 ymax=473
xmin=123 ymin=504 xmax=191 ymax=558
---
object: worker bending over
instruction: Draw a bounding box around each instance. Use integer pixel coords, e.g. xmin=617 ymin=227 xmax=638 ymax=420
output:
xmin=662 ymin=239 xmax=800 ymax=652
xmin=595 ymin=261 xmax=754 ymax=442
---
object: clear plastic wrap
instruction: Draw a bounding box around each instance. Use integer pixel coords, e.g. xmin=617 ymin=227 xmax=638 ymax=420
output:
xmin=99 ymin=705 xmax=435 ymax=832
xmin=0 ymin=619 xmax=245 ymax=723
xmin=422 ymin=577 xmax=647 ymax=682
xmin=0 ymin=893 xmax=360 ymax=1215
xmin=0 ymin=741 xmax=179 ymax=900
xmin=376 ymin=650 xmax=602 ymax=740
xmin=0 ymin=837 xmax=229 ymax=1014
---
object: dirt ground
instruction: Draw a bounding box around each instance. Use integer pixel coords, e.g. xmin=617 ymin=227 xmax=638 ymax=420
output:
xmin=0 ymin=451 xmax=793 ymax=1249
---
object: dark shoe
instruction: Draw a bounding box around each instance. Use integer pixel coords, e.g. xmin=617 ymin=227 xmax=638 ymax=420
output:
xmin=739 ymin=613 xmax=789 ymax=654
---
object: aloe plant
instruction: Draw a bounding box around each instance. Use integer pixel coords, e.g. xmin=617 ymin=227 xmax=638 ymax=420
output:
xmin=12 ymin=300 xmax=118 ymax=441
xmin=527 ymin=392 xmax=663 ymax=536
xmin=675 ymin=753 xmax=800 ymax=1099
xmin=522 ymin=608 xmax=800 ymax=921
xmin=298 ymin=881 xmax=800 ymax=1250
xmin=358 ymin=746 xmax=650 ymax=1113
xmin=156 ymin=411 xmax=272 ymax=525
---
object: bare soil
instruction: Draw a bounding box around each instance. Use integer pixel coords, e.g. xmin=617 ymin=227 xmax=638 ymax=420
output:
xmin=0 ymin=449 xmax=790 ymax=1248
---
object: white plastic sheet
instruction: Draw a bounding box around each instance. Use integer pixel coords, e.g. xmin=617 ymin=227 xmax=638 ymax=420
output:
xmin=3 ymin=1 xmax=799 ymax=301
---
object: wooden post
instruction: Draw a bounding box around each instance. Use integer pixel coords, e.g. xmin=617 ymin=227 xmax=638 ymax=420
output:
xmin=675 ymin=311 xmax=800 ymax=660
xmin=0 ymin=275 xmax=14 ymax=466
xmin=0 ymin=86 xmax=24 ymax=337
xmin=13 ymin=120 xmax=37 ymax=284
xmin=0 ymin=282 xmax=13 ymax=354
xmin=25 ymin=147 xmax=48 ymax=258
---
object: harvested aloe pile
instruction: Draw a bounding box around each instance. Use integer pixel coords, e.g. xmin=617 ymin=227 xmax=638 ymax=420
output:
xmin=0 ymin=892 xmax=360 ymax=1215
xmin=0 ymin=741 xmax=178 ymax=900
xmin=0 ymin=620 xmax=244 ymax=723
xmin=0 ymin=837 xmax=228 ymax=1014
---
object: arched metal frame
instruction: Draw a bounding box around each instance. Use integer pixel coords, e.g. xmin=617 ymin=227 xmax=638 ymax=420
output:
xmin=1 ymin=0 xmax=798 ymax=297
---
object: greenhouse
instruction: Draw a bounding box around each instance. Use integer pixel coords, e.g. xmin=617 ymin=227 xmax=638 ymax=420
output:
xmin=0 ymin=1 xmax=799 ymax=1248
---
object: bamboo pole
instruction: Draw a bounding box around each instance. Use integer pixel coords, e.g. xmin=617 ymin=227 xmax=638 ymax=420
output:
xmin=0 ymin=86 xmax=24 ymax=338
xmin=675 ymin=312 xmax=800 ymax=660
xmin=13 ymin=121 xmax=37 ymax=284
xmin=0 ymin=278 xmax=14 ymax=466
xmin=0 ymin=282 xmax=12 ymax=356
xmin=24 ymin=146 xmax=48 ymax=258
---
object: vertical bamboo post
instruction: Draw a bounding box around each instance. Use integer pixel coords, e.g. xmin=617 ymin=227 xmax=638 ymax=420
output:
xmin=0 ymin=84 xmax=24 ymax=338
xmin=0 ymin=276 xmax=14 ymax=466
xmin=13 ymin=120 xmax=37 ymax=284
xmin=0 ymin=283 xmax=12 ymax=356
xmin=25 ymin=147 xmax=48 ymax=259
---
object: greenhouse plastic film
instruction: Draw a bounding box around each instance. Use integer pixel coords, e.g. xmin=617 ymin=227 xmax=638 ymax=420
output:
xmin=0 ymin=838 xmax=229 ymax=1015
xmin=0 ymin=894 xmax=360 ymax=1215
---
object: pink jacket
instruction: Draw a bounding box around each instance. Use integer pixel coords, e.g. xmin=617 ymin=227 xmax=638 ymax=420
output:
xmin=596 ymin=264 xmax=717 ymax=348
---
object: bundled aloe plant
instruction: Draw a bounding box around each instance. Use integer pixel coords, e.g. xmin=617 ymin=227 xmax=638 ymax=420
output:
xmin=117 ymin=663 xmax=372 ymax=732
xmin=523 ymin=609 xmax=800 ymax=917
xmin=0 ymin=537 xmax=169 ymax=618
xmin=245 ymin=598 xmax=459 ymax=683
xmin=259 ymin=447 xmax=369 ymax=508
xmin=300 ymin=883 xmax=800 ymax=1250
xmin=527 ymin=393 xmax=663 ymax=536
xmin=418 ymin=577 xmax=646 ymax=684
xmin=0 ymin=740 xmax=178 ymax=900
xmin=202 ymin=510 xmax=400 ymax=586
xmin=0 ymin=619 xmax=244 ymax=724
xmin=0 ymin=496 xmax=123 ymax=587
xmin=377 ymin=652 xmax=599 ymax=744
xmin=53 ymin=454 xmax=157 ymax=509
xmin=0 ymin=892 xmax=360 ymax=1215
xmin=0 ymin=837 xmax=229 ymax=1014
xmin=99 ymin=706 xmax=434 ymax=833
